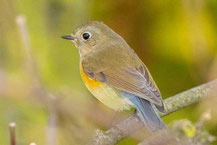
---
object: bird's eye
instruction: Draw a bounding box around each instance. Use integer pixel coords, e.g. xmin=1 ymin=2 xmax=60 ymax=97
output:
xmin=82 ymin=32 xmax=91 ymax=40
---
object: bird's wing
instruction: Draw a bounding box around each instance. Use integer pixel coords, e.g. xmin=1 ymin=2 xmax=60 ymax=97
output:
xmin=84 ymin=64 xmax=165 ymax=112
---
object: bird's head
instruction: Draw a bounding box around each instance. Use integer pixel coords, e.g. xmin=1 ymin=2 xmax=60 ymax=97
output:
xmin=62 ymin=21 xmax=120 ymax=57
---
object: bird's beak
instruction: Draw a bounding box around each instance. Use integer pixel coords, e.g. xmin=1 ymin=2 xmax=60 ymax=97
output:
xmin=61 ymin=35 xmax=75 ymax=40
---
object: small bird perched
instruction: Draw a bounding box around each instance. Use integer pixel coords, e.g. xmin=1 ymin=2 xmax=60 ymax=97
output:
xmin=62 ymin=21 xmax=165 ymax=132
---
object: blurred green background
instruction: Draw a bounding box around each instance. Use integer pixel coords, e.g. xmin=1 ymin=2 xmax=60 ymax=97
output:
xmin=0 ymin=0 xmax=217 ymax=144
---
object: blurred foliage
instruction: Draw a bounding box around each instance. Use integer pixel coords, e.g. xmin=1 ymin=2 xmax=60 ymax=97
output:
xmin=0 ymin=0 xmax=217 ymax=144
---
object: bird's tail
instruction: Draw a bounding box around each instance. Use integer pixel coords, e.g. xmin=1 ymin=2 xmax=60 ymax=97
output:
xmin=129 ymin=96 xmax=166 ymax=132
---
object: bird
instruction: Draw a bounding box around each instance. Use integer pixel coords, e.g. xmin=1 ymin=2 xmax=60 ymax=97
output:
xmin=61 ymin=21 xmax=166 ymax=132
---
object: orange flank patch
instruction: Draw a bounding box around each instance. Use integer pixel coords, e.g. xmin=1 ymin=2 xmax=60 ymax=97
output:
xmin=80 ymin=65 xmax=102 ymax=89
xmin=79 ymin=64 xmax=133 ymax=111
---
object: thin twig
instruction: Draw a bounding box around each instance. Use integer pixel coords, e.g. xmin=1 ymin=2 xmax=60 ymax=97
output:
xmin=9 ymin=122 xmax=16 ymax=145
xmin=16 ymin=15 xmax=58 ymax=145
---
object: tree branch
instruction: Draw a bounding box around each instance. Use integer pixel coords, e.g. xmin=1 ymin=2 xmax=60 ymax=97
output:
xmin=87 ymin=79 xmax=217 ymax=145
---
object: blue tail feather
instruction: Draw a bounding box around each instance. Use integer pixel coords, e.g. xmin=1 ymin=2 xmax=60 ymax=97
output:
xmin=123 ymin=93 xmax=166 ymax=132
